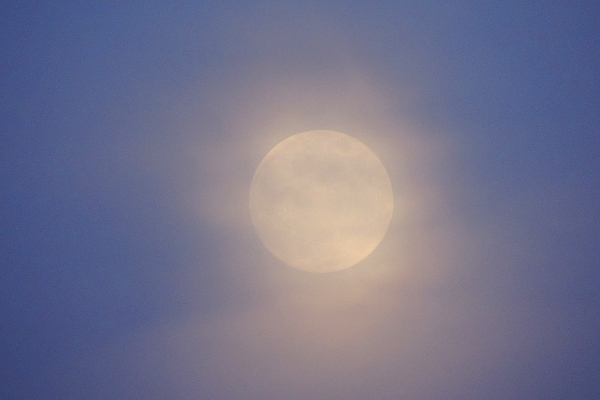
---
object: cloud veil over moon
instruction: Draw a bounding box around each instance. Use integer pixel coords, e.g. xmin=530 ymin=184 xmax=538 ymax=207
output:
xmin=103 ymin=71 xmax=531 ymax=399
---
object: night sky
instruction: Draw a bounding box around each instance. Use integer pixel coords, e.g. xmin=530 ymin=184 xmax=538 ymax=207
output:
xmin=2 ymin=1 xmax=600 ymax=399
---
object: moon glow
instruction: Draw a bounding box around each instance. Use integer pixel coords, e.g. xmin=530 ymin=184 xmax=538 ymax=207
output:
xmin=249 ymin=130 xmax=393 ymax=273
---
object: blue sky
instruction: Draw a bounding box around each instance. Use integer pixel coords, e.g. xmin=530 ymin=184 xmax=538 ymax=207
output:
xmin=1 ymin=1 xmax=599 ymax=399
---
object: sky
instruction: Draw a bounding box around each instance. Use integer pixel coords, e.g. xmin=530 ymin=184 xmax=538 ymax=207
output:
xmin=1 ymin=1 xmax=599 ymax=399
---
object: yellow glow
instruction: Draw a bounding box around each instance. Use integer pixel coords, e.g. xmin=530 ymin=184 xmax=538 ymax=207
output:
xmin=155 ymin=72 xmax=497 ymax=397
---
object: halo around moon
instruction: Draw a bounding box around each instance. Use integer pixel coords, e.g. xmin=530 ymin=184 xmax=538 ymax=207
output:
xmin=249 ymin=130 xmax=393 ymax=273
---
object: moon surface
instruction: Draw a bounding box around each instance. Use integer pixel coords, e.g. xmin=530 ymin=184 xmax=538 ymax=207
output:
xmin=249 ymin=130 xmax=393 ymax=273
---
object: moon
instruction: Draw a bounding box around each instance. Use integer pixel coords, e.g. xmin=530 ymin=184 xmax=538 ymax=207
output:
xmin=249 ymin=130 xmax=393 ymax=273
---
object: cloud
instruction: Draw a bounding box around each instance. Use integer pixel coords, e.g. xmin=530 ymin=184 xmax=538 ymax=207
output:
xmin=69 ymin=67 xmax=546 ymax=399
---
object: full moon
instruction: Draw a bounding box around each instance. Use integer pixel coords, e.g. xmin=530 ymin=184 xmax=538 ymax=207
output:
xmin=249 ymin=130 xmax=393 ymax=273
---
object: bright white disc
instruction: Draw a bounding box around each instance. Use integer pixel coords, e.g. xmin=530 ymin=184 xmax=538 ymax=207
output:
xmin=249 ymin=130 xmax=393 ymax=273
